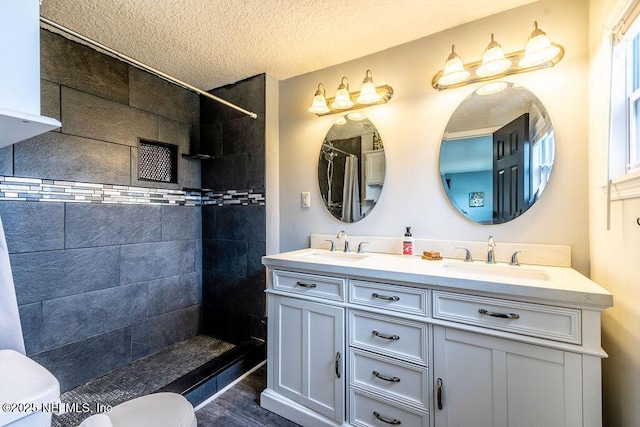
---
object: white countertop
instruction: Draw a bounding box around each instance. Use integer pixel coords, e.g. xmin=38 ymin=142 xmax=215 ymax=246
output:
xmin=262 ymin=248 xmax=613 ymax=310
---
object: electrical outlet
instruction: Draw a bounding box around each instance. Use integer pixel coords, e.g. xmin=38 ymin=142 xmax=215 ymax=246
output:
xmin=301 ymin=192 xmax=311 ymax=208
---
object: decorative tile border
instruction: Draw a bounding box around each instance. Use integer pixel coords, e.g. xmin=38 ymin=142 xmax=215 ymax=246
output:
xmin=202 ymin=189 xmax=266 ymax=206
xmin=0 ymin=176 xmax=265 ymax=207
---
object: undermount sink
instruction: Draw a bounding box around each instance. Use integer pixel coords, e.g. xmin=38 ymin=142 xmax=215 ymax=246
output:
xmin=441 ymin=262 xmax=550 ymax=281
xmin=296 ymin=250 xmax=369 ymax=263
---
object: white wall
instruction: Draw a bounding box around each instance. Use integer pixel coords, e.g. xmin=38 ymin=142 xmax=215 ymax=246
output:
xmin=589 ymin=0 xmax=640 ymax=425
xmin=278 ymin=0 xmax=591 ymax=274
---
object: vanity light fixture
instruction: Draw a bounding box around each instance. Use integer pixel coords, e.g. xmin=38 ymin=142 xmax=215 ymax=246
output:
xmin=432 ymin=21 xmax=564 ymax=91
xmin=308 ymin=71 xmax=394 ymax=116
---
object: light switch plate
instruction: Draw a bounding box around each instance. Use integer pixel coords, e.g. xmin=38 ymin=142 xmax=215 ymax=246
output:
xmin=301 ymin=192 xmax=311 ymax=208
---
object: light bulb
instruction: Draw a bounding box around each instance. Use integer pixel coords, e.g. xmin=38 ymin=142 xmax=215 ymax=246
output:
xmin=331 ymin=77 xmax=354 ymax=109
xmin=438 ymin=45 xmax=470 ymax=86
xmin=476 ymin=34 xmax=512 ymax=77
xmin=357 ymin=70 xmax=381 ymax=104
xmin=519 ymin=22 xmax=560 ymax=68
xmin=307 ymin=84 xmax=330 ymax=114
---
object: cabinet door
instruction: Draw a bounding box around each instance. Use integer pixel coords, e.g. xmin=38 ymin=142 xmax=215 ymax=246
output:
xmin=365 ymin=150 xmax=385 ymax=185
xmin=271 ymin=295 xmax=345 ymax=422
xmin=433 ymin=326 xmax=582 ymax=427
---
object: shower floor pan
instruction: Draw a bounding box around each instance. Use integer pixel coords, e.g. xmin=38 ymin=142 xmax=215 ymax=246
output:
xmin=52 ymin=335 xmax=265 ymax=427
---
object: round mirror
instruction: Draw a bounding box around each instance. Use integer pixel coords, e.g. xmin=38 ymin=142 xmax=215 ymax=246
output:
xmin=439 ymin=82 xmax=555 ymax=224
xmin=318 ymin=114 xmax=386 ymax=222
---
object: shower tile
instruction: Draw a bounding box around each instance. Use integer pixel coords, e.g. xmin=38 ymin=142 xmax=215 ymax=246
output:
xmin=202 ymin=239 xmax=247 ymax=277
xmin=41 ymin=283 xmax=148 ymax=350
xmin=202 ymin=205 xmax=216 ymax=239
xmin=161 ymin=205 xmax=201 ymax=241
xmin=61 ymin=87 xmax=158 ymax=147
xmin=129 ymin=67 xmax=199 ymax=126
xmin=222 ymin=114 xmax=265 ymax=156
xmin=0 ymin=145 xmax=12 ymax=176
xmin=202 ymin=307 xmax=253 ymax=344
xmin=13 ymin=132 xmax=131 ymax=185
xmin=131 ymin=305 xmax=200 ymax=359
xmin=200 ymin=123 xmax=223 ymax=157
xmin=247 ymin=241 xmax=266 ymax=279
xmin=11 ymin=246 xmax=120 ymax=305
xmin=215 ymin=274 xmax=265 ymax=318
xmin=214 ymin=204 xmax=265 ymax=241
xmin=18 ymin=302 xmax=42 ymax=355
xmin=32 ymin=327 xmax=132 ymax=392
xmin=66 ymin=204 xmax=161 ymax=248
xmin=120 ymin=240 xmax=195 ymax=284
xmin=202 ymin=271 xmax=216 ymax=304
xmin=41 ymin=79 xmax=61 ymax=123
xmin=202 ymin=153 xmax=247 ymax=190
xmin=0 ymin=201 xmax=64 ymax=253
xmin=147 ymin=272 xmax=201 ymax=317
xmin=247 ymin=149 xmax=266 ymax=189
xmin=40 ymin=29 xmax=129 ymax=105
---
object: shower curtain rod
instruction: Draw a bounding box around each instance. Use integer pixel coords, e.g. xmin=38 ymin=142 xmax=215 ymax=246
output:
xmin=39 ymin=17 xmax=258 ymax=119
xmin=322 ymin=143 xmax=355 ymax=157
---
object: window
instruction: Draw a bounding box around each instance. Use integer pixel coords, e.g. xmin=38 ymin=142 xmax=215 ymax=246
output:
xmin=610 ymin=1 xmax=640 ymax=177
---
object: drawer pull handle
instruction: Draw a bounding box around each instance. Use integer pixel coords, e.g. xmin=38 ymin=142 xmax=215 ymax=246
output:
xmin=372 ymin=292 xmax=400 ymax=301
xmin=372 ymin=330 xmax=400 ymax=340
xmin=437 ymin=378 xmax=443 ymax=410
xmin=478 ymin=309 xmax=520 ymax=319
xmin=335 ymin=351 xmax=341 ymax=378
xmin=373 ymin=411 xmax=402 ymax=425
xmin=373 ymin=371 xmax=401 ymax=382
xmin=295 ymin=281 xmax=317 ymax=288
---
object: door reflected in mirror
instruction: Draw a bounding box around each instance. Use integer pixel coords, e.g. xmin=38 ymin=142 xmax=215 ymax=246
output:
xmin=439 ymin=82 xmax=554 ymax=224
xmin=318 ymin=114 xmax=385 ymax=223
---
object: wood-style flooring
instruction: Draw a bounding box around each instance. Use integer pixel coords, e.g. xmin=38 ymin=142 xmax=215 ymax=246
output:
xmin=196 ymin=365 xmax=300 ymax=427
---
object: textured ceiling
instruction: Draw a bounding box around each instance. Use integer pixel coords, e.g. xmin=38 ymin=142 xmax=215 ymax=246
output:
xmin=40 ymin=0 xmax=536 ymax=91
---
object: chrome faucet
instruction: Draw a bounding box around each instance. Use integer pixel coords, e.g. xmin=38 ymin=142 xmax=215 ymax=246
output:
xmin=487 ymin=236 xmax=496 ymax=264
xmin=337 ymin=230 xmax=349 ymax=252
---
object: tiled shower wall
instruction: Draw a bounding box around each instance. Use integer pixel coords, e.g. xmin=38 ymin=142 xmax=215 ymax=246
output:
xmin=200 ymin=75 xmax=267 ymax=344
xmin=0 ymin=29 xmax=202 ymax=392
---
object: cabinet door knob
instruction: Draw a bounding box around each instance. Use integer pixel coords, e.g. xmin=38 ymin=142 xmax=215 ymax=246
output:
xmin=437 ymin=378 xmax=444 ymax=410
xmin=373 ymin=411 xmax=402 ymax=425
xmin=335 ymin=351 xmax=341 ymax=378
xmin=373 ymin=370 xmax=401 ymax=382
xmin=478 ymin=308 xmax=520 ymax=319
xmin=372 ymin=292 xmax=400 ymax=301
xmin=372 ymin=330 xmax=400 ymax=340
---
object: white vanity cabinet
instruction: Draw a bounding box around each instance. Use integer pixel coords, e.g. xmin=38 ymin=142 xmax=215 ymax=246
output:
xmin=261 ymin=249 xmax=612 ymax=427
xmin=268 ymin=295 xmax=345 ymax=422
xmin=433 ymin=327 xmax=583 ymax=427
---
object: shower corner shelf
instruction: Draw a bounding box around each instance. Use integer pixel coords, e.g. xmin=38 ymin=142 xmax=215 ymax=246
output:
xmin=182 ymin=187 xmax=215 ymax=193
xmin=182 ymin=153 xmax=214 ymax=160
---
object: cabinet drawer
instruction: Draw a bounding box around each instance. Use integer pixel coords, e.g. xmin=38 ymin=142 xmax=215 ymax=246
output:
xmin=433 ymin=291 xmax=581 ymax=344
xmin=272 ymin=270 xmax=345 ymax=302
xmin=350 ymin=388 xmax=429 ymax=427
xmin=350 ymin=311 xmax=428 ymax=366
xmin=349 ymin=280 xmax=428 ymax=316
xmin=350 ymin=348 xmax=428 ymax=410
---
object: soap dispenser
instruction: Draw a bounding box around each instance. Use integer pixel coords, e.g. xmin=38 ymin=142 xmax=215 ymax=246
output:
xmin=402 ymin=227 xmax=414 ymax=256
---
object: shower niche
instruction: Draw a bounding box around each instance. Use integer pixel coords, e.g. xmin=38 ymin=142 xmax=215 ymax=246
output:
xmin=318 ymin=115 xmax=386 ymax=223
